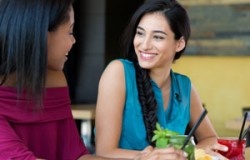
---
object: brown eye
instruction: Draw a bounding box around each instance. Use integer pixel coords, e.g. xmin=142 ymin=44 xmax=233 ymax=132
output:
xmin=154 ymin=35 xmax=164 ymax=40
xmin=135 ymin=30 xmax=144 ymax=36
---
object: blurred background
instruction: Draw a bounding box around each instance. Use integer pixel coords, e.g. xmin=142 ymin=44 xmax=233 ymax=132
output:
xmin=64 ymin=0 xmax=250 ymax=151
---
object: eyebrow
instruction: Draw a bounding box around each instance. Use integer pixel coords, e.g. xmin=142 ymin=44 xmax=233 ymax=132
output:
xmin=137 ymin=26 xmax=168 ymax=36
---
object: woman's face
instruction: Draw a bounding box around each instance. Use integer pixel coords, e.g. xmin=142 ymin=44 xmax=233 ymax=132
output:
xmin=47 ymin=6 xmax=75 ymax=71
xmin=133 ymin=12 xmax=184 ymax=70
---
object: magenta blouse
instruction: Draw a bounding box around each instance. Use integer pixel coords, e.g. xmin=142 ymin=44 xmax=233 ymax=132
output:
xmin=0 ymin=86 xmax=89 ymax=160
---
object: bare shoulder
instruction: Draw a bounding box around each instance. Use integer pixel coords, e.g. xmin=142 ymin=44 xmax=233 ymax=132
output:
xmin=190 ymin=83 xmax=204 ymax=117
xmin=190 ymin=83 xmax=201 ymax=101
xmin=103 ymin=60 xmax=124 ymax=74
xmin=100 ymin=60 xmax=125 ymax=82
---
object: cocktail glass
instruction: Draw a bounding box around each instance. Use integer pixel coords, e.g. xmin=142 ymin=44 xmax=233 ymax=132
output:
xmin=217 ymin=137 xmax=246 ymax=160
xmin=168 ymin=135 xmax=195 ymax=160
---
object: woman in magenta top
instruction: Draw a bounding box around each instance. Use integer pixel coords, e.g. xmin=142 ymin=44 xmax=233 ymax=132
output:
xmin=0 ymin=86 xmax=89 ymax=160
xmin=0 ymin=0 xmax=91 ymax=159
xmin=0 ymin=0 xmax=119 ymax=160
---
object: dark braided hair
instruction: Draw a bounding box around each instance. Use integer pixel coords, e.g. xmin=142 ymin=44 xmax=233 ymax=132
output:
xmin=134 ymin=62 xmax=158 ymax=145
xmin=120 ymin=0 xmax=190 ymax=145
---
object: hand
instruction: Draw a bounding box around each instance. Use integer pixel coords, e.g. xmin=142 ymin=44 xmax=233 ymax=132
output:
xmin=134 ymin=146 xmax=187 ymax=160
xmin=205 ymin=143 xmax=229 ymax=160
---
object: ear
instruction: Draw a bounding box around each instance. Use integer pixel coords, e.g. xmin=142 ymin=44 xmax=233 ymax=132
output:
xmin=175 ymin=37 xmax=186 ymax=52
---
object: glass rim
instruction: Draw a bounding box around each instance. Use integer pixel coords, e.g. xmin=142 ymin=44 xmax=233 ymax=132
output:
xmin=218 ymin=137 xmax=246 ymax=142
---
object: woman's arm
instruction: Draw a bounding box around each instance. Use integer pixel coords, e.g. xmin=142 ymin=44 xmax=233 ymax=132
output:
xmin=95 ymin=60 xmax=141 ymax=158
xmin=0 ymin=116 xmax=38 ymax=160
xmin=79 ymin=147 xmax=187 ymax=160
xmin=78 ymin=154 xmax=131 ymax=160
xmin=189 ymin=84 xmax=228 ymax=159
xmin=189 ymin=84 xmax=218 ymax=147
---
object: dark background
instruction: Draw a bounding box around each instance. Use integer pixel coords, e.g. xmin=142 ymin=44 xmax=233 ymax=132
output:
xmin=64 ymin=0 xmax=144 ymax=104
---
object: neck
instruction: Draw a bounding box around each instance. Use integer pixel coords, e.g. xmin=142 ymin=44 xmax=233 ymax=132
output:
xmin=45 ymin=70 xmax=67 ymax=87
xmin=0 ymin=70 xmax=67 ymax=88
xmin=149 ymin=67 xmax=171 ymax=89
xmin=0 ymin=73 xmax=16 ymax=87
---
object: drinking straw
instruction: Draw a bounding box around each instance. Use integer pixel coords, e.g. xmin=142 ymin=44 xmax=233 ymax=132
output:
xmin=181 ymin=108 xmax=208 ymax=150
xmin=239 ymin=112 xmax=248 ymax=141
xmin=242 ymin=124 xmax=250 ymax=139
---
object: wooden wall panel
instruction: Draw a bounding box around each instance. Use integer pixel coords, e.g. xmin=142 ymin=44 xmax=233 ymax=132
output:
xmin=179 ymin=0 xmax=250 ymax=5
xmin=179 ymin=1 xmax=250 ymax=55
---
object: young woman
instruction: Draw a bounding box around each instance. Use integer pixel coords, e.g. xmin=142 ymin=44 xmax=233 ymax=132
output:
xmin=95 ymin=0 xmax=228 ymax=159
xmin=0 ymin=0 xmax=130 ymax=160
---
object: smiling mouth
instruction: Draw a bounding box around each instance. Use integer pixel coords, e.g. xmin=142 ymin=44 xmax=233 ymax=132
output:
xmin=140 ymin=51 xmax=157 ymax=60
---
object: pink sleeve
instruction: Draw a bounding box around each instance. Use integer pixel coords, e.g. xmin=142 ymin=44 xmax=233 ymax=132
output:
xmin=0 ymin=116 xmax=37 ymax=160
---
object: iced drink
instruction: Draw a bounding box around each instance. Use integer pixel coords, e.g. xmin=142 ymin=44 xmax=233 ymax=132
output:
xmin=217 ymin=137 xmax=246 ymax=160
xmin=168 ymin=135 xmax=195 ymax=160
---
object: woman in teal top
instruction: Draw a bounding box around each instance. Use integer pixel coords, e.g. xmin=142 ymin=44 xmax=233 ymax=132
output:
xmin=95 ymin=0 xmax=228 ymax=159
xmin=119 ymin=59 xmax=191 ymax=150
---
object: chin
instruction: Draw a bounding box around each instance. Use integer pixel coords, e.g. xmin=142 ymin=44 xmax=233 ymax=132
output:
xmin=138 ymin=61 xmax=154 ymax=69
xmin=48 ymin=66 xmax=64 ymax=71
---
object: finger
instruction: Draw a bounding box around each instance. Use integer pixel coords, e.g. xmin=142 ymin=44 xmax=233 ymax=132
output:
xmin=211 ymin=143 xmax=228 ymax=152
xmin=150 ymin=148 xmax=187 ymax=160
xmin=153 ymin=147 xmax=176 ymax=154
xmin=176 ymin=149 xmax=188 ymax=158
xmin=146 ymin=155 xmax=157 ymax=160
xmin=211 ymin=152 xmax=229 ymax=160
xmin=205 ymin=149 xmax=228 ymax=160
xmin=145 ymin=153 xmax=182 ymax=160
xmin=134 ymin=146 xmax=154 ymax=160
xmin=141 ymin=146 xmax=154 ymax=154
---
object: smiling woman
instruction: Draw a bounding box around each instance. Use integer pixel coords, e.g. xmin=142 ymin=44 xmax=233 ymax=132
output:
xmin=95 ymin=0 xmax=229 ymax=159
xmin=133 ymin=12 xmax=185 ymax=70
xmin=0 ymin=0 xmax=155 ymax=159
xmin=47 ymin=6 xmax=76 ymax=71
xmin=0 ymin=0 xmax=91 ymax=159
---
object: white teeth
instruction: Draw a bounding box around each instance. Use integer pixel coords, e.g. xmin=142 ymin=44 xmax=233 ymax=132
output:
xmin=141 ymin=52 xmax=155 ymax=58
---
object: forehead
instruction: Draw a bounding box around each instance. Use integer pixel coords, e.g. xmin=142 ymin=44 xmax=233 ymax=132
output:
xmin=68 ymin=6 xmax=74 ymax=22
xmin=61 ymin=6 xmax=74 ymax=26
xmin=138 ymin=12 xmax=170 ymax=32
xmin=62 ymin=5 xmax=74 ymax=24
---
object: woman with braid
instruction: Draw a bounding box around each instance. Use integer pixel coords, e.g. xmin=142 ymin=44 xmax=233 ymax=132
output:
xmin=95 ymin=0 xmax=228 ymax=160
xmin=0 ymin=0 xmax=152 ymax=160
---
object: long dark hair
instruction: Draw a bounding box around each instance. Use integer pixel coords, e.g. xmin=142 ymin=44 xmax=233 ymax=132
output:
xmin=120 ymin=0 xmax=191 ymax=145
xmin=0 ymin=0 xmax=74 ymax=107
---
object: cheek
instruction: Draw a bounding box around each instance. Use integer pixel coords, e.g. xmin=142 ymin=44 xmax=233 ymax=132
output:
xmin=133 ymin=38 xmax=137 ymax=48
xmin=65 ymin=38 xmax=74 ymax=51
xmin=133 ymin=37 xmax=140 ymax=52
xmin=159 ymin=42 xmax=173 ymax=52
xmin=133 ymin=35 xmax=140 ymax=45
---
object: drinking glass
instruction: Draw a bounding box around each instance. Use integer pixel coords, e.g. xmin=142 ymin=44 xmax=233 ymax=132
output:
xmin=168 ymin=135 xmax=195 ymax=160
xmin=217 ymin=137 xmax=246 ymax=160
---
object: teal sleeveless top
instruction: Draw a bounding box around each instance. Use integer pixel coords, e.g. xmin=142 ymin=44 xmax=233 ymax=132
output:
xmin=119 ymin=59 xmax=191 ymax=150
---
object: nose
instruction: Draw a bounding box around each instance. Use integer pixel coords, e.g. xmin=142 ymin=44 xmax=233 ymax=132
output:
xmin=141 ymin=36 xmax=152 ymax=50
xmin=72 ymin=35 xmax=76 ymax=44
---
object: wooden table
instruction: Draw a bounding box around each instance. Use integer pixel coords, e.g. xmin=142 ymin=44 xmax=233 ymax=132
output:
xmin=245 ymin=147 xmax=250 ymax=158
xmin=71 ymin=104 xmax=96 ymax=149
xmin=71 ymin=104 xmax=96 ymax=120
